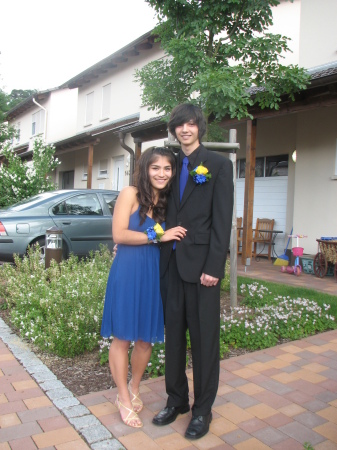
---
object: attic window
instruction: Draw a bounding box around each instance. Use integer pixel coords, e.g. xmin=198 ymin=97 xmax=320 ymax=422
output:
xmin=85 ymin=92 xmax=94 ymax=126
xmin=101 ymin=83 xmax=111 ymax=120
xmin=15 ymin=122 xmax=21 ymax=143
xmin=32 ymin=110 xmax=45 ymax=136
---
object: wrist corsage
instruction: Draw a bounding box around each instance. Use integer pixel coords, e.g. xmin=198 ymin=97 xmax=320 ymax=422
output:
xmin=190 ymin=163 xmax=212 ymax=185
xmin=144 ymin=223 xmax=164 ymax=243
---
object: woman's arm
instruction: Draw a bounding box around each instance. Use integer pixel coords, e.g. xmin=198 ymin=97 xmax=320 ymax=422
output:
xmin=112 ymin=187 xmax=149 ymax=245
xmin=113 ymin=186 xmax=187 ymax=245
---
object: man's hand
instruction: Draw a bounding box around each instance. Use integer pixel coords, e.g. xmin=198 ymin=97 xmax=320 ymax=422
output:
xmin=200 ymin=273 xmax=219 ymax=287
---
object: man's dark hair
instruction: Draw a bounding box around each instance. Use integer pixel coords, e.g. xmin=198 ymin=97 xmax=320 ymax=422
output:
xmin=168 ymin=103 xmax=206 ymax=142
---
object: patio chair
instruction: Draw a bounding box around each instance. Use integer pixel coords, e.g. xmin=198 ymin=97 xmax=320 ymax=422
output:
xmin=237 ymin=217 xmax=243 ymax=254
xmin=252 ymin=218 xmax=275 ymax=260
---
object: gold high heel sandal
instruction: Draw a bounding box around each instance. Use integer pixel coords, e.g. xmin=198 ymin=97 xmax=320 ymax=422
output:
xmin=115 ymin=395 xmax=143 ymax=428
xmin=128 ymin=381 xmax=143 ymax=413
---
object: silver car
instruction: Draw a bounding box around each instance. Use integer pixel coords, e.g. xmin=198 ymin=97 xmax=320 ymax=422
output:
xmin=0 ymin=189 xmax=119 ymax=262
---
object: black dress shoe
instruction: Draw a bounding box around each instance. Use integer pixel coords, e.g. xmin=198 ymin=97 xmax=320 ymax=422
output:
xmin=185 ymin=413 xmax=212 ymax=440
xmin=152 ymin=404 xmax=190 ymax=426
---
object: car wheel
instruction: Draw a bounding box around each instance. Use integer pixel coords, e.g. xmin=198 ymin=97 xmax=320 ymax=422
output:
xmin=29 ymin=238 xmax=68 ymax=263
xmin=30 ymin=238 xmax=46 ymax=263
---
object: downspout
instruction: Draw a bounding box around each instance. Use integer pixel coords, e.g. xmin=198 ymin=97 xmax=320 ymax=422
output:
xmin=119 ymin=131 xmax=135 ymax=186
xmin=32 ymin=98 xmax=47 ymax=142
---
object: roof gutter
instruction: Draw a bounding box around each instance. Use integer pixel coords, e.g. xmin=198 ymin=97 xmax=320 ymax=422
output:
xmin=119 ymin=131 xmax=135 ymax=186
xmin=32 ymin=98 xmax=47 ymax=141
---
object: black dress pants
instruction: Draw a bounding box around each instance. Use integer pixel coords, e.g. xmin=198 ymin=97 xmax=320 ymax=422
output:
xmin=161 ymin=251 xmax=220 ymax=416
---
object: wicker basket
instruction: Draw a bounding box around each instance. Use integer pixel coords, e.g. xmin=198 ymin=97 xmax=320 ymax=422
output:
xmin=317 ymin=239 xmax=337 ymax=264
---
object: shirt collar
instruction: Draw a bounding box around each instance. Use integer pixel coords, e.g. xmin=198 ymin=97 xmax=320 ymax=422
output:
xmin=179 ymin=145 xmax=201 ymax=169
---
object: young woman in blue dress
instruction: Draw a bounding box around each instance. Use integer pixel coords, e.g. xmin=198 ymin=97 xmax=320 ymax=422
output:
xmin=101 ymin=147 xmax=186 ymax=428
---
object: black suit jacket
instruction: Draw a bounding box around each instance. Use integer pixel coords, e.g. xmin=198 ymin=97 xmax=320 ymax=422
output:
xmin=160 ymin=144 xmax=234 ymax=283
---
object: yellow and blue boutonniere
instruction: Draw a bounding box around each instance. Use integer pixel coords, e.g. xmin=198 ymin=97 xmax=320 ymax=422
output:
xmin=190 ymin=163 xmax=212 ymax=185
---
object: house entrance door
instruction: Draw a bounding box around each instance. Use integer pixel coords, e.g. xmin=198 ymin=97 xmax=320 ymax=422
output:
xmin=62 ymin=171 xmax=74 ymax=189
xmin=112 ymin=157 xmax=124 ymax=191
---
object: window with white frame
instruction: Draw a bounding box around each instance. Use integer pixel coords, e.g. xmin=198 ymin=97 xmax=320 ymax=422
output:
xmin=98 ymin=159 xmax=108 ymax=178
xmin=15 ymin=122 xmax=21 ymax=144
xmin=85 ymin=91 xmax=94 ymax=126
xmin=101 ymin=83 xmax=111 ymax=120
xmin=32 ymin=110 xmax=45 ymax=136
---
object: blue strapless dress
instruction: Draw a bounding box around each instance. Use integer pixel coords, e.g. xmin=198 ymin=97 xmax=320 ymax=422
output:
xmin=100 ymin=207 xmax=164 ymax=343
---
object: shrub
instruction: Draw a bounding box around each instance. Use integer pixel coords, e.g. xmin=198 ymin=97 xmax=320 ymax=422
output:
xmin=2 ymin=245 xmax=112 ymax=357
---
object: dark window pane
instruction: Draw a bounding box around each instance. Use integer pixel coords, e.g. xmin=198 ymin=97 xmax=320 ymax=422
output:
xmin=239 ymin=159 xmax=246 ymax=178
xmin=102 ymin=193 xmax=118 ymax=215
xmin=53 ymin=194 xmax=103 ymax=215
xmin=238 ymin=158 xmax=264 ymax=178
xmin=255 ymin=157 xmax=264 ymax=177
xmin=266 ymin=155 xmax=288 ymax=177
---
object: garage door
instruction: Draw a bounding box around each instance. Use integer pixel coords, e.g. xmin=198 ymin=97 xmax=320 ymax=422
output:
xmin=236 ymin=176 xmax=288 ymax=258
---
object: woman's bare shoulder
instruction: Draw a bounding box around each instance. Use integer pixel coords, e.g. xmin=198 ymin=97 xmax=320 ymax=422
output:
xmin=118 ymin=186 xmax=138 ymax=199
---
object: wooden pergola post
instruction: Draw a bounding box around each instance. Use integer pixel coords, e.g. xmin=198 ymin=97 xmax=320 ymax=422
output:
xmin=87 ymin=143 xmax=94 ymax=189
xmin=242 ymin=119 xmax=257 ymax=265
xmin=229 ymin=129 xmax=237 ymax=307
xmin=135 ymin=140 xmax=142 ymax=162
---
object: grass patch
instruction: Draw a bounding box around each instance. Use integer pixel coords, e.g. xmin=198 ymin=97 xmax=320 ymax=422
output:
xmin=238 ymin=276 xmax=337 ymax=316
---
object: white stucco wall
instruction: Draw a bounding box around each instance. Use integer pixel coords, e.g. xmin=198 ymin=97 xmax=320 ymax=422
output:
xmin=10 ymin=88 xmax=78 ymax=148
xmin=271 ymin=0 xmax=301 ymax=66
xmin=48 ymin=88 xmax=78 ymax=142
xmin=299 ymin=0 xmax=337 ymax=68
xmin=293 ymin=106 xmax=337 ymax=254
xmin=76 ymin=44 xmax=164 ymax=132
xmin=10 ymin=96 xmax=50 ymax=148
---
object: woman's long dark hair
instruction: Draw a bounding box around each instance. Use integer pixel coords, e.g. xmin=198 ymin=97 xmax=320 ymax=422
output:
xmin=133 ymin=147 xmax=176 ymax=225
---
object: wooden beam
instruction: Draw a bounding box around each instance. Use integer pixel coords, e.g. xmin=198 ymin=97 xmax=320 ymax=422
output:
xmin=229 ymin=129 xmax=238 ymax=307
xmin=242 ymin=119 xmax=256 ymax=265
xmin=135 ymin=43 xmax=153 ymax=50
xmin=56 ymin=138 xmax=100 ymax=154
xmin=111 ymin=56 xmax=128 ymax=64
xmin=87 ymin=144 xmax=94 ymax=189
xmin=123 ymin=49 xmax=140 ymax=57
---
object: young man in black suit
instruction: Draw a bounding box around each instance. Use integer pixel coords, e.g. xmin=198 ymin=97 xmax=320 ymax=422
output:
xmin=153 ymin=104 xmax=234 ymax=439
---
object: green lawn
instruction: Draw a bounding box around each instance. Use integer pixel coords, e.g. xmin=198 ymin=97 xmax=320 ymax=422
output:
xmin=237 ymin=276 xmax=337 ymax=317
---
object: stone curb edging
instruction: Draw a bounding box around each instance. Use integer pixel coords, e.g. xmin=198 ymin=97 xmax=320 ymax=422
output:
xmin=0 ymin=318 xmax=125 ymax=450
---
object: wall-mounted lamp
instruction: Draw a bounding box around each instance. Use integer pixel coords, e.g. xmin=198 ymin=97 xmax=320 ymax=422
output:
xmin=292 ymin=150 xmax=297 ymax=163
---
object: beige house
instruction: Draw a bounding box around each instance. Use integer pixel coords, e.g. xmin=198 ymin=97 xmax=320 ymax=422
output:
xmin=5 ymin=87 xmax=78 ymax=160
xmin=6 ymin=0 xmax=337 ymax=258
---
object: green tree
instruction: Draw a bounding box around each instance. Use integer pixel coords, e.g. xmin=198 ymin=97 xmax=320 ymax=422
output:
xmin=135 ymin=0 xmax=309 ymax=134
xmin=0 ymin=89 xmax=9 ymax=123
xmin=0 ymin=137 xmax=60 ymax=208
xmin=7 ymin=89 xmax=37 ymax=110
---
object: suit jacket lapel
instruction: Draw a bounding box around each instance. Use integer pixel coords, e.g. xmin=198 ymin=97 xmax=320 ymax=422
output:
xmin=172 ymin=154 xmax=180 ymax=210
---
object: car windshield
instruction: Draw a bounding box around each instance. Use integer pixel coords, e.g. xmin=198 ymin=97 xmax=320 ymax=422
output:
xmin=3 ymin=192 xmax=58 ymax=211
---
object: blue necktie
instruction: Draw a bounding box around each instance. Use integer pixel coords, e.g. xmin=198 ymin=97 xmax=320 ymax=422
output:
xmin=179 ymin=156 xmax=189 ymax=201
xmin=173 ymin=157 xmax=189 ymax=250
